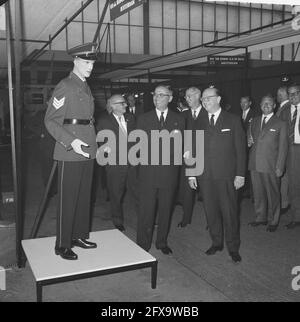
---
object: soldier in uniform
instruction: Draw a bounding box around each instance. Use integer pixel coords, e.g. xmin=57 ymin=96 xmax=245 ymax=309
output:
xmin=45 ymin=43 xmax=99 ymax=260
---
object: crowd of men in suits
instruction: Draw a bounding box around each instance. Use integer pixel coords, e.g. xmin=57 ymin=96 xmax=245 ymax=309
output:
xmin=44 ymin=41 xmax=299 ymax=264
xmin=95 ymin=83 xmax=300 ymax=264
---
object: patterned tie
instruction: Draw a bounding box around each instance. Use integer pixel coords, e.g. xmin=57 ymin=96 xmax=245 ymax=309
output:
xmin=290 ymin=106 xmax=298 ymax=143
xmin=261 ymin=116 xmax=267 ymax=130
xmin=159 ymin=111 xmax=164 ymax=129
xmin=210 ymin=114 xmax=215 ymax=127
xmin=193 ymin=110 xmax=197 ymax=120
xmin=118 ymin=116 xmax=127 ymax=134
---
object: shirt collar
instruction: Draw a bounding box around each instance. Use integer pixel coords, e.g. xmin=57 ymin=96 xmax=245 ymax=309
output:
xmin=156 ymin=108 xmax=168 ymax=119
xmin=262 ymin=112 xmax=273 ymax=122
xmin=208 ymin=108 xmax=221 ymax=118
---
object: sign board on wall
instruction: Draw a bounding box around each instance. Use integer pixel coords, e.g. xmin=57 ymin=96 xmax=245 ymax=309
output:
xmin=110 ymin=0 xmax=146 ymax=21
xmin=208 ymin=55 xmax=246 ymax=66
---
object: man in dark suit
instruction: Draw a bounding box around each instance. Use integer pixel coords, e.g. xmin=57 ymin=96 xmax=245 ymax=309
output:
xmin=45 ymin=43 xmax=98 ymax=260
xmin=126 ymin=94 xmax=144 ymax=119
xmin=248 ymin=95 xmax=288 ymax=232
xmin=240 ymin=95 xmax=257 ymax=199
xmin=240 ymin=96 xmax=256 ymax=133
xmin=189 ymin=87 xmax=246 ymax=263
xmin=276 ymin=86 xmax=291 ymax=211
xmin=97 ymin=94 xmax=137 ymax=231
xmin=136 ymin=85 xmax=185 ymax=255
xmin=177 ymin=86 xmax=207 ymax=228
xmin=280 ymin=83 xmax=300 ymax=229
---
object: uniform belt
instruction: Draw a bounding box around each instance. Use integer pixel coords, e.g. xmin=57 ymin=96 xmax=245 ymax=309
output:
xmin=63 ymin=118 xmax=94 ymax=125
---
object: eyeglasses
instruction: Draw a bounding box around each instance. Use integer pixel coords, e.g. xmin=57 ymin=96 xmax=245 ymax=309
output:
xmin=201 ymin=95 xmax=218 ymax=102
xmin=152 ymin=93 xmax=170 ymax=98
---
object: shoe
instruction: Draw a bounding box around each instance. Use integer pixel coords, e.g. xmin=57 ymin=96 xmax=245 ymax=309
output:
xmin=280 ymin=206 xmax=290 ymax=215
xmin=285 ymin=221 xmax=300 ymax=229
xmin=72 ymin=239 xmax=97 ymax=249
xmin=55 ymin=247 xmax=78 ymax=260
xmin=205 ymin=245 xmax=223 ymax=255
xmin=156 ymin=246 xmax=173 ymax=255
xmin=230 ymin=252 xmax=242 ymax=263
xmin=248 ymin=221 xmax=268 ymax=227
xmin=266 ymin=225 xmax=278 ymax=232
xmin=177 ymin=221 xmax=189 ymax=228
xmin=114 ymin=224 xmax=125 ymax=232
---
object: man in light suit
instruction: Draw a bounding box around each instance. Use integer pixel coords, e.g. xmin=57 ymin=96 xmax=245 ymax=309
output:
xmin=136 ymin=85 xmax=185 ymax=255
xmin=189 ymin=87 xmax=246 ymax=263
xmin=280 ymin=83 xmax=300 ymax=229
xmin=248 ymin=95 xmax=288 ymax=232
xmin=97 ymin=94 xmax=138 ymax=232
xmin=276 ymin=86 xmax=291 ymax=211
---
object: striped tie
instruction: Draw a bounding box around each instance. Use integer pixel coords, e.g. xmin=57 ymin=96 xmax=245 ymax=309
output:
xmin=289 ymin=107 xmax=297 ymax=144
xmin=118 ymin=116 xmax=127 ymax=134
xmin=193 ymin=110 xmax=197 ymax=120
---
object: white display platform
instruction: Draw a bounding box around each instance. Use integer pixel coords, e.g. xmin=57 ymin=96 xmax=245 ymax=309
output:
xmin=22 ymin=229 xmax=157 ymax=301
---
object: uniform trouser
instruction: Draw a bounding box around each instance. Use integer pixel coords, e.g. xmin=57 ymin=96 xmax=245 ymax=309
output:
xmin=287 ymin=145 xmax=300 ymax=222
xmin=137 ymin=186 xmax=176 ymax=251
xmin=106 ymin=165 xmax=139 ymax=226
xmin=200 ymin=178 xmax=240 ymax=253
xmin=251 ymin=170 xmax=280 ymax=225
xmin=56 ymin=160 xmax=94 ymax=248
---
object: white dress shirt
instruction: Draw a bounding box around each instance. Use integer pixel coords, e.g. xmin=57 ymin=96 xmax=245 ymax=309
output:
xmin=261 ymin=112 xmax=273 ymax=128
xmin=291 ymin=104 xmax=300 ymax=144
xmin=113 ymin=113 xmax=127 ymax=133
xmin=208 ymin=107 xmax=222 ymax=125
xmin=156 ymin=108 xmax=168 ymax=121
xmin=242 ymin=108 xmax=250 ymax=121
xmin=190 ymin=105 xmax=202 ymax=119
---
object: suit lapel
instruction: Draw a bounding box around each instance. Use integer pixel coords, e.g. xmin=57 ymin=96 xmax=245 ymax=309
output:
xmin=109 ymin=113 xmax=121 ymax=133
xmin=260 ymin=115 xmax=276 ymax=137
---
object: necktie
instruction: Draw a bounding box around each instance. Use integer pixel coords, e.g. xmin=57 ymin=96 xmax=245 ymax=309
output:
xmin=118 ymin=116 xmax=127 ymax=134
xmin=193 ymin=110 xmax=197 ymax=120
xmin=290 ymin=106 xmax=298 ymax=143
xmin=261 ymin=116 xmax=267 ymax=130
xmin=159 ymin=111 xmax=164 ymax=129
xmin=242 ymin=110 xmax=246 ymax=121
xmin=210 ymin=114 xmax=215 ymax=127
xmin=130 ymin=107 xmax=134 ymax=115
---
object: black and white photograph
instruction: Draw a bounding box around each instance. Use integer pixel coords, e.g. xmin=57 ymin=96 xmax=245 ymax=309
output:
xmin=0 ymin=0 xmax=300 ymax=306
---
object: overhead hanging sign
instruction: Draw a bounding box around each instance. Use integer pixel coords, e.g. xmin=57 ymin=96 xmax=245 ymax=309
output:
xmin=110 ymin=0 xmax=146 ymax=21
xmin=208 ymin=55 xmax=246 ymax=66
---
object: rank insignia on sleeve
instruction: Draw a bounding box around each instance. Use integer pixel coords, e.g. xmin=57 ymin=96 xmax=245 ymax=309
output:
xmin=53 ymin=97 xmax=65 ymax=109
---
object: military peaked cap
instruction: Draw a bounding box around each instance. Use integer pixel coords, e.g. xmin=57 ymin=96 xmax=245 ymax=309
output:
xmin=68 ymin=42 xmax=99 ymax=60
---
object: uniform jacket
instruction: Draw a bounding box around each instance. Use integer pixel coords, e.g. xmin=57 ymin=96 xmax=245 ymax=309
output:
xmin=137 ymin=109 xmax=185 ymax=188
xmin=248 ymin=115 xmax=288 ymax=174
xmin=45 ymin=72 xmax=97 ymax=161
xmin=200 ymin=110 xmax=246 ymax=180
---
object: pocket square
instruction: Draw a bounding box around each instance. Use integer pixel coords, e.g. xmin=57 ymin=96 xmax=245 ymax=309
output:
xmin=221 ymin=129 xmax=231 ymax=132
xmin=270 ymin=129 xmax=276 ymax=132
